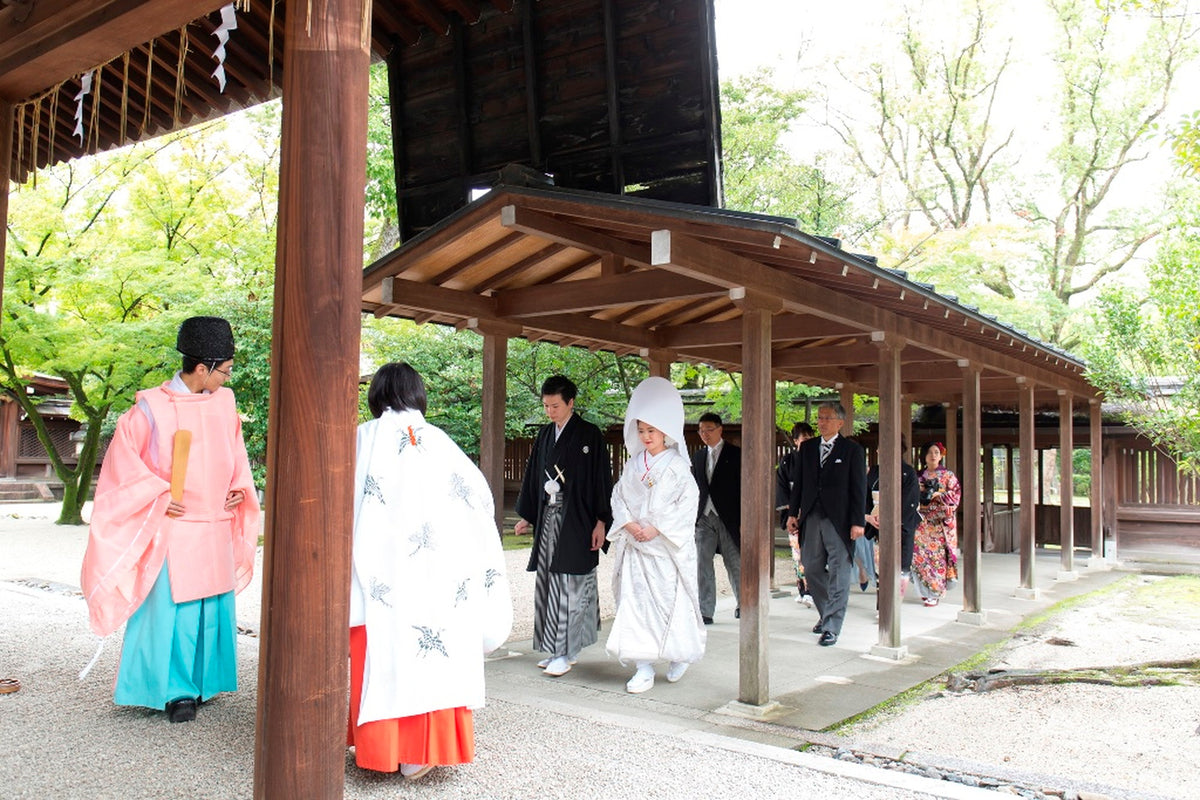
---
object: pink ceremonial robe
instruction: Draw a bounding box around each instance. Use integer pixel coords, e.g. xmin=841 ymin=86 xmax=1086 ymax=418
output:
xmin=81 ymin=382 xmax=259 ymax=637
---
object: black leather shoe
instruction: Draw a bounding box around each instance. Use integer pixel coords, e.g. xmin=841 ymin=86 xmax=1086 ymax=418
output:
xmin=166 ymin=698 xmax=197 ymax=723
xmin=734 ymin=607 xmax=740 ymax=619
xmin=811 ymin=622 xmax=823 ymax=634
xmin=703 ymin=616 xmax=714 ymax=625
xmin=818 ymin=631 xmax=838 ymax=647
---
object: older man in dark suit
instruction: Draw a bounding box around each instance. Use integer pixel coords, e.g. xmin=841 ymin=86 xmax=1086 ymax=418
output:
xmin=691 ymin=413 xmax=741 ymax=624
xmin=786 ymin=402 xmax=867 ymax=646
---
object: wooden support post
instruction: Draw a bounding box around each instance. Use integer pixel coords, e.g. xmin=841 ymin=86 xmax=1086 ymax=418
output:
xmin=1103 ymin=437 xmax=1118 ymax=555
xmin=838 ymin=384 xmax=855 ymax=435
xmin=958 ymin=362 xmax=984 ymax=622
xmin=872 ymin=332 xmax=905 ymax=657
xmin=640 ymin=348 xmax=674 ymax=380
xmin=731 ymin=289 xmax=777 ymax=710
xmin=470 ymin=319 xmax=520 ymax=533
xmin=1006 ymin=445 xmax=1015 ymax=516
xmin=943 ymin=400 xmax=959 ymax=472
xmin=1087 ymin=399 xmax=1106 ymax=568
xmin=254 ymin=3 xmax=370 ymax=798
xmin=983 ymin=444 xmax=995 ymax=553
xmin=0 ymin=101 xmax=12 ymax=478
xmin=1058 ymin=390 xmax=1076 ymax=580
xmin=0 ymin=100 xmax=11 ymax=312
xmin=0 ymin=399 xmax=18 ymax=478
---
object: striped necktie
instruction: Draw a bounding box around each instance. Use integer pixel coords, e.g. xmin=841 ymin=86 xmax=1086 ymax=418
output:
xmin=820 ymin=439 xmax=833 ymax=466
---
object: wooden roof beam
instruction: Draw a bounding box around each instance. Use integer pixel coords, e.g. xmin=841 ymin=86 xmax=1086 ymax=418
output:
xmin=370 ymin=276 xmax=497 ymax=320
xmin=651 ymin=229 xmax=880 ymax=329
xmin=409 ymin=0 xmax=452 ymax=36
xmin=521 ymin=312 xmax=659 ymax=350
xmin=662 ymin=314 xmax=859 ymax=349
xmin=428 ymin=230 xmax=526 ymax=285
xmin=0 ymin=0 xmax=227 ymax=102
xmin=501 ymin=204 xmax=651 ymax=266
xmin=771 ymin=342 xmax=886 ymax=369
xmin=495 ymin=270 xmax=723 ymax=318
xmin=470 ymin=242 xmax=567 ymax=293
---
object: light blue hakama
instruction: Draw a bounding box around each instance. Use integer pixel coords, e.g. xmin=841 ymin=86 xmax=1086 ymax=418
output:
xmin=113 ymin=566 xmax=238 ymax=710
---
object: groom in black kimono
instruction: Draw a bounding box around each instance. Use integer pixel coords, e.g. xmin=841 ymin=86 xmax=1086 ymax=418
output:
xmin=515 ymin=375 xmax=613 ymax=678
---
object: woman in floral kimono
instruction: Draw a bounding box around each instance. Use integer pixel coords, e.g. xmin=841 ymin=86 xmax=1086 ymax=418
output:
xmin=911 ymin=441 xmax=962 ymax=607
xmin=349 ymin=362 xmax=512 ymax=779
xmin=606 ymin=377 xmax=705 ymax=694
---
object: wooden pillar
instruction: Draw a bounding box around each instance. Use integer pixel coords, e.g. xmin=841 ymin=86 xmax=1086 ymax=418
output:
xmin=0 ymin=398 xmax=17 ymax=478
xmin=1005 ymin=445 xmax=1015 ymax=513
xmin=872 ymin=332 xmax=905 ymax=656
xmin=1103 ymin=437 xmax=1118 ymax=556
xmin=732 ymin=289 xmax=777 ymax=708
xmin=982 ymin=444 xmax=995 ymax=553
xmin=641 ymin=348 xmax=674 ymax=380
xmin=471 ymin=319 xmax=521 ymax=532
xmin=943 ymin=400 xmax=958 ymax=472
xmin=1037 ymin=450 xmax=1045 ymax=505
xmin=838 ymin=384 xmax=855 ymax=435
xmin=1017 ymin=380 xmax=1037 ymax=595
xmin=0 ymin=102 xmax=16 ymax=479
xmin=1058 ymin=390 xmax=1076 ymax=579
xmin=1087 ymin=399 xmax=1105 ymax=567
xmin=254 ymin=4 xmax=370 ymax=798
xmin=0 ymin=100 xmax=11 ymax=312
xmin=958 ymin=362 xmax=983 ymax=622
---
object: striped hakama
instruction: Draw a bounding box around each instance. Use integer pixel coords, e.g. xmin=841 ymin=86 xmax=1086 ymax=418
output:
xmin=532 ymin=501 xmax=599 ymax=659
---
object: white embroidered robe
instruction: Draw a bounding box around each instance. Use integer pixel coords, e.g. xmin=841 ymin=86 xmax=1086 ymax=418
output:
xmin=606 ymin=447 xmax=706 ymax=664
xmin=351 ymin=408 xmax=512 ymax=723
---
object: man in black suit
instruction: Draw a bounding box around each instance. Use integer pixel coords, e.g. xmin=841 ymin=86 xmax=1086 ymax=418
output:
xmin=864 ymin=434 xmax=922 ymax=598
xmin=786 ymin=402 xmax=867 ymax=646
xmin=692 ymin=413 xmax=741 ymax=624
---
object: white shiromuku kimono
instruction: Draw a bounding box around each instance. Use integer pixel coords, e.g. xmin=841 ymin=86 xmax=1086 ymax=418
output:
xmin=605 ymin=377 xmax=706 ymax=666
xmin=351 ymin=408 xmax=513 ymax=724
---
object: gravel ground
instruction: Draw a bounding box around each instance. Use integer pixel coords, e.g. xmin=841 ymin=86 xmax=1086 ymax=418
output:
xmin=837 ymin=573 xmax=1200 ymax=800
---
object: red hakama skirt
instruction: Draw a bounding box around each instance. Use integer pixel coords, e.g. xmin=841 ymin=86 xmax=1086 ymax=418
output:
xmin=347 ymin=625 xmax=474 ymax=772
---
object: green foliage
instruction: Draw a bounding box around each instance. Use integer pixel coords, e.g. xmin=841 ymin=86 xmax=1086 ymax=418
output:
xmin=1084 ymin=189 xmax=1200 ymax=471
xmin=802 ymin=0 xmax=1197 ymax=351
xmin=2 ymin=112 xmax=280 ymax=519
xmin=1167 ymin=110 xmax=1200 ymax=176
xmin=720 ymin=69 xmax=859 ymax=237
xmin=364 ymin=62 xmax=399 ymax=258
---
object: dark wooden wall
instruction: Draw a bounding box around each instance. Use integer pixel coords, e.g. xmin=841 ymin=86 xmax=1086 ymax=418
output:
xmin=389 ymin=0 xmax=722 ymax=239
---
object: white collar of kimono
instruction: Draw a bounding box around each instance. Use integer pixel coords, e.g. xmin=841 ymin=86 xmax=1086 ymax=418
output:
xmin=622 ymin=376 xmax=685 ymax=457
xmin=170 ymin=370 xmax=208 ymax=395
xmin=380 ymin=407 xmax=425 ymax=428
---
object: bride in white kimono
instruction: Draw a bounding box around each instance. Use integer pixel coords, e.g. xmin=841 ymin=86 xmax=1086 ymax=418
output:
xmin=606 ymin=377 xmax=706 ymax=693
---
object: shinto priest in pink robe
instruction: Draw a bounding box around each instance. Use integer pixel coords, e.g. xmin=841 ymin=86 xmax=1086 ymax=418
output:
xmin=80 ymin=316 xmax=259 ymax=718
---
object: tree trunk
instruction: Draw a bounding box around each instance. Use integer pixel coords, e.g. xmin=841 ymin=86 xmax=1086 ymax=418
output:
xmin=57 ymin=477 xmax=85 ymax=526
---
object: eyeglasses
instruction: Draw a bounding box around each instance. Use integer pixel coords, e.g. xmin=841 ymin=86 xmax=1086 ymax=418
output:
xmin=212 ymin=366 xmax=232 ymax=378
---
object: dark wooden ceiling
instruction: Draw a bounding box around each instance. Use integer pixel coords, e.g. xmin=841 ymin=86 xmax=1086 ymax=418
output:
xmin=3 ymin=0 xmax=722 ymax=228
xmin=363 ymin=184 xmax=1094 ymax=409
xmin=2 ymin=0 xmax=515 ymax=181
